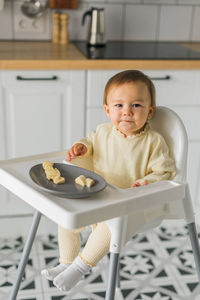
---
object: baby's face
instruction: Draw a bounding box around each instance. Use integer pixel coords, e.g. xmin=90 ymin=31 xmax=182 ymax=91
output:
xmin=104 ymin=82 xmax=155 ymax=136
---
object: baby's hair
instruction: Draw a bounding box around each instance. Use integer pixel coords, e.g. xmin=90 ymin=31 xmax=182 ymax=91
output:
xmin=103 ymin=70 xmax=156 ymax=107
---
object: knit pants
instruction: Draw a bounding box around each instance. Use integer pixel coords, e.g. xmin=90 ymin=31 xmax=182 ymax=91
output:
xmin=58 ymin=222 xmax=111 ymax=267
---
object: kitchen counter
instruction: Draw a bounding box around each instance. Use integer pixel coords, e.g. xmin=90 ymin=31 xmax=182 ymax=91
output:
xmin=1 ymin=41 xmax=200 ymax=70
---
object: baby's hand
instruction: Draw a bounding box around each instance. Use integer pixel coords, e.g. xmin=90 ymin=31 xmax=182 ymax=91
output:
xmin=132 ymin=180 xmax=148 ymax=187
xmin=67 ymin=143 xmax=87 ymax=161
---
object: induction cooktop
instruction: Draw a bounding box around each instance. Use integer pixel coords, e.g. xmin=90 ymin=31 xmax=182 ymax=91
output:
xmin=73 ymin=41 xmax=200 ymax=60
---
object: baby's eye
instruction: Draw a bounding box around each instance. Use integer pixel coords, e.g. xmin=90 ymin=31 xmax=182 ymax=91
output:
xmin=132 ymin=104 xmax=141 ymax=108
xmin=115 ymin=104 xmax=123 ymax=108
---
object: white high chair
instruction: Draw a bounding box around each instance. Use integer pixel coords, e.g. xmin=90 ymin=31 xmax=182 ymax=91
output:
xmin=105 ymin=106 xmax=200 ymax=300
xmin=1 ymin=107 xmax=200 ymax=300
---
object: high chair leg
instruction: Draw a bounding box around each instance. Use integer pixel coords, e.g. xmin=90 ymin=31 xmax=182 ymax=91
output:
xmin=187 ymin=222 xmax=200 ymax=282
xmin=105 ymin=252 xmax=120 ymax=300
xmin=116 ymin=259 xmax=121 ymax=288
xmin=9 ymin=210 xmax=41 ymax=300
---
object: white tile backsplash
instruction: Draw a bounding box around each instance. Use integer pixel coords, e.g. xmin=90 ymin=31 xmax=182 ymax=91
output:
xmin=0 ymin=0 xmax=13 ymax=39
xmin=61 ymin=3 xmax=89 ymax=40
xmin=143 ymin=0 xmax=177 ymax=3
xmin=1 ymin=0 xmax=200 ymax=41
xmin=124 ymin=5 xmax=158 ymax=41
xmin=108 ymin=0 xmax=141 ymax=3
xmin=158 ymin=5 xmax=192 ymax=41
xmin=178 ymin=0 xmax=200 ymax=4
xmin=60 ymin=3 xmax=123 ymax=41
xmin=104 ymin=4 xmax=123 ymax=41
xmin=191 ymin=6 xmax=200 ymax=41
xmin=13 ymin=0 xmax=51 ymax=40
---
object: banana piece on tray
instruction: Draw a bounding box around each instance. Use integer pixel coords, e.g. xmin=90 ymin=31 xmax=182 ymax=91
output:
xmin=42 ymin=160 xmax=65 ymax=184
xmin=86 ymin=177 xmax=95 ymax=188
xmin=75 ymin=175 xmax=86 ymax=187
xmin=75 ymin=175 xmax=95 ymax=188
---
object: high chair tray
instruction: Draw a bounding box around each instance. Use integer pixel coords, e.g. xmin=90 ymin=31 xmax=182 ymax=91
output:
xmin=29 ymin=163 xmax=107 ymax=198
xmin=0 ymin=150 xmax=185 ymax=230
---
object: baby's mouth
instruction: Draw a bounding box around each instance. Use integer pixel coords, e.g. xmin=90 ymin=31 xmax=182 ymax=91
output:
xmin=121 ymin=119 xmax=133 ymax=123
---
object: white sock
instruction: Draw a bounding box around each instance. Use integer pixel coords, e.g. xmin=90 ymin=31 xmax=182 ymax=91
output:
xmin=53 ymin=256 xmax=91 ymax=291
xmin=41 ymin=263 xmax=70 ymax=281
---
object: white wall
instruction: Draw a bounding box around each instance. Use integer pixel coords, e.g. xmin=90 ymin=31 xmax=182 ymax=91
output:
xmin=1 ymin=0 xmax=200 ymax=41
xmin=69 ymin=0 xmax=200 ymax=42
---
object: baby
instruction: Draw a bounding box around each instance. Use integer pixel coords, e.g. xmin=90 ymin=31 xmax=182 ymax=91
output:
xmin=41 ymin=70 xmax=176 ymax=291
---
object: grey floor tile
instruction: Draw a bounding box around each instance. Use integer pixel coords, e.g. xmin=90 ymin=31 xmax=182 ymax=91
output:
xmin=1 ymin=222 xmax=200 ymax=299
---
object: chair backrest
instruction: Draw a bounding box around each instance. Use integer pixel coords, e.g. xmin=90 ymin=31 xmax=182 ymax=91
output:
xmin=107 ymin=106 xmax=189 ymax=247
xmin=149 ymin=106 xmax=188 ymax=182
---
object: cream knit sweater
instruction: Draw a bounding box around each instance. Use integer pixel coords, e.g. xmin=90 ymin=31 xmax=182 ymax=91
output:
xmin=72 ymin=122 xmax=176 ymax=188
xmin=58 ymin=123 xmax=176 ymax=266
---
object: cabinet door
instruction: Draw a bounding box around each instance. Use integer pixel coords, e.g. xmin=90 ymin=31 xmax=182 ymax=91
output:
xmin=145 ymin=70 xmax=200 ymax=212
xmin=1 ymin=70 xmax=85 ymax=215
xmin=3 ymin=70 xmax=85 ymax=158
xmin=86 ymin=70 xmax=120 ymax=133
xmin=0 ymin=72 xmax=7 ymax=214
xmin=86 ymin=70 xmax=200 ymax=214
xmin=0 ymin=72 xmax=5 ymax=159
xmin=144 ymin=70 xmax=200 ymax=106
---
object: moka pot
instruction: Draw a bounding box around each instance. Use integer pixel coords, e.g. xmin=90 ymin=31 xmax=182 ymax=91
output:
xmin=82 ymin=7 xmax=105 ymax=46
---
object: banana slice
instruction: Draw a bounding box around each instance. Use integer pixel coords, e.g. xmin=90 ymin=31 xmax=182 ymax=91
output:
xmin=86 ymin=177 xmax=95 ymax=188
xmin=75 ymin=175 xmax=95 ymax=188
xmin=45 ymin=168 xmax=60 ymax=179
xmin=75 ymin=175 xmax=86 ymax=187
xmin=42 ymin=160 xmax=53 ymax=169
xmin=42 ymin=161 xmax=65 ymax=184
xmin=53 ymin=176 xmax=65 ymax=184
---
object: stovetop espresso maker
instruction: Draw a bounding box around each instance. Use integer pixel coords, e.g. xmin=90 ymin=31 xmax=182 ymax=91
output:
xmin=82 ymin=7 xmax=105 ymax=46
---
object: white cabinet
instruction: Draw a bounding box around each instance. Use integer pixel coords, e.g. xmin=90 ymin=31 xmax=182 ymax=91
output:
xmin=0 ymin=70 xmax=86 ymax=215
xmin=85 ymin=70 xmax=200 ymax=214
xmin=0 ymin=72 xmax=7 ymax=212
xmin=0 ymin=72 xmax=5 ymax=160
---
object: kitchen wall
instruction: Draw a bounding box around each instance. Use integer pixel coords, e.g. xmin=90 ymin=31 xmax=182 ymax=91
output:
xmin=1 ymin=0 xmax=200 ymax=41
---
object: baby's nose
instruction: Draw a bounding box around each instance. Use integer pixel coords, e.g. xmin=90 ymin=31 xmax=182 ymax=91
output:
xmin=123 ymin=106 xmax=132 ymax=115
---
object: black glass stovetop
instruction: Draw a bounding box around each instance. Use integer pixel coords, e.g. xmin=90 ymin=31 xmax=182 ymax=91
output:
xmin=73 ymin=41 xmax=200 ymax=60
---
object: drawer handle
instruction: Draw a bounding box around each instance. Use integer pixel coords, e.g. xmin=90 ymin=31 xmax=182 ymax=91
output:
xmin=150 ymin=75 xmax=171 ymax=81
xmin=16 ymin=75 xmax=58 ymax=81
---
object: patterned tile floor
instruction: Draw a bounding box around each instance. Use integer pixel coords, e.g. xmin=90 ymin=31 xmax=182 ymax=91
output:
xmin=1 ymin=220 xmax=200 ymax=300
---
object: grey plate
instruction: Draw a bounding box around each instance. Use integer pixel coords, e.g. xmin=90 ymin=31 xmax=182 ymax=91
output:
xmin=29 ymin=163 xmax=107 ymax=198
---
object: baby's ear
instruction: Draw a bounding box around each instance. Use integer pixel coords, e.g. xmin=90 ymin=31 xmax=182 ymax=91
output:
xmin=104 ymin=104 xmax=110 ymax=118
xmin=147 ymin=106 xmax=156 ymax=119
